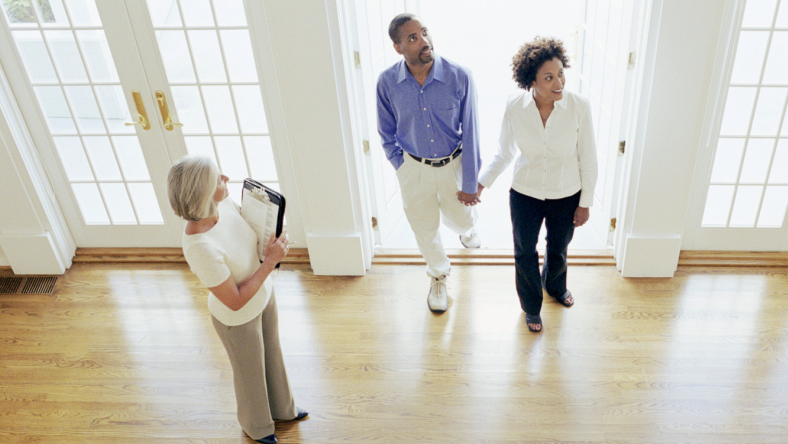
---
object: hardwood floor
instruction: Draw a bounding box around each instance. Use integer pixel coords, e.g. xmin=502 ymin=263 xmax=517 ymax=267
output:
xmin=2 ymin=263 xmax=788 ymax=443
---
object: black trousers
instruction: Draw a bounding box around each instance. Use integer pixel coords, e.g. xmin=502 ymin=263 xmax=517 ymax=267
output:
xmin=510 ymin=189 xmax=581 ymax=315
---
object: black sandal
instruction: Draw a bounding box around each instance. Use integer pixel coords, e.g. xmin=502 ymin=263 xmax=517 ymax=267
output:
xmin=525 ymin=314 xmax=542 ymax=332
xmin=553 ymin=290 xmax=574 ymax=307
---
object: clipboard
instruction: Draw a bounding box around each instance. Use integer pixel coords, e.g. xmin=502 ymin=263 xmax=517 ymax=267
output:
xmin=240 ymin=178 xmax=286 ymax=266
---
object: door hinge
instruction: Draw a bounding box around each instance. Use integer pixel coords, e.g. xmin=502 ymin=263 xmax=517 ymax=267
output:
xmin=610 ymin=218 xmax=617 ymax=231
xmin=371 ymin=217 xmax=378 ymax=229
xmin=354 ymin=51 xmax=361 ymax=69
xmin=363 ymin=139 xmax=370 ymax=153
xmin=618 ymin=140 xmax=626 ymax=155
xmin=627 ymin=51 xmax=636 ymax=70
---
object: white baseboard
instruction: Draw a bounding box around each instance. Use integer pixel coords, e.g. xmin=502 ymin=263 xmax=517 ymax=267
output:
xmin=306 ymin=233 xmax=366 ymax=276
xmin=0 ymin=232 xmax=67 ymax=274
xmin=621 ymin=234 xmax=682 ymax=277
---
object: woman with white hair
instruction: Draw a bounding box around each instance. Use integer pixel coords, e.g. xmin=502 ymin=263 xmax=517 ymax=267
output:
xmin=168 ymin=155 xmax=306 ymax=444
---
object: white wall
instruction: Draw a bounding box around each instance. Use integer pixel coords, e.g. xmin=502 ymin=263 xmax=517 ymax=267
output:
xmin=616 ymin=0 xmax=727 ymax=277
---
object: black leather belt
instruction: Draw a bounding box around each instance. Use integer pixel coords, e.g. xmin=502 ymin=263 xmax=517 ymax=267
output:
xmin=408 ymin=148 xmax=462 ymax=167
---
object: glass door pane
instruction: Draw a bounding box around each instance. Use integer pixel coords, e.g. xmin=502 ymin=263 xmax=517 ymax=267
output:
xmin=144 ymin=0 xmax=279 ymax=205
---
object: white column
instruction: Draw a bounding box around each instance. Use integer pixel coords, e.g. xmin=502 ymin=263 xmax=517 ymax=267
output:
xmin=615 ymin=0 xmax=728 ymax=277
xmin=0 ymin=63 xmax=75 ymax=275
xmin=253 ymin=0 xmax=373 ymax=275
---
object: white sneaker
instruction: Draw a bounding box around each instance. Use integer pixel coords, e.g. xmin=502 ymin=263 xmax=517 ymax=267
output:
xmin=459 ymin=229 xmax=481 ymax=248
xmin=427 ymin=276 xmax=448 ymax=313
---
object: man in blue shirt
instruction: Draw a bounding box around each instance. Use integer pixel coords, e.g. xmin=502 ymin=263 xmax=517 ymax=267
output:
xmin=377 ymin=13 xmax=482 ymax=313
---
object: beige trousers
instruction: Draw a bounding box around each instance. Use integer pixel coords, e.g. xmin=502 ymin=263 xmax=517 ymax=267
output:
xmin=211 ymin=290 xmax=296 ymax=440
xmin=397 ymin=152 xmax=477 ymax=278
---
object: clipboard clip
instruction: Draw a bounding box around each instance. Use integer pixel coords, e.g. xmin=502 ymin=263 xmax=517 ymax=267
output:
xmin=251 ymin=187 xmax=271 ymax=203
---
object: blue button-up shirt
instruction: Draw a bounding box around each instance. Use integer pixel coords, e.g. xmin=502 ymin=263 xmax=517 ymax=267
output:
xmin=376 ymin=55 xmax=481 ymax=194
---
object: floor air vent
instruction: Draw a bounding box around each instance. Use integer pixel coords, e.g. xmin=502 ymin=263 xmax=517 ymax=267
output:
xmin=0 ymin=276 xmax=58 ymax=295
xmin=0 ymin=277 xmax=23 ymax=294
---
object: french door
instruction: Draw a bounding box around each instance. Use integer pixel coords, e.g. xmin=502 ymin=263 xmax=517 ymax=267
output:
xmin=684 ymin=0 xmax=788 ymax=250
xmin=577 ymin=0 xmax=637 ymax=245
xmin=0 ymin=0 xmax=285 ymax=247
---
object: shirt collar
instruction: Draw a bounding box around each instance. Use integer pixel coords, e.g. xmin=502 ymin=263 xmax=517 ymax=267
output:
xmin=523 ymin=90 xmax=568 ymax=109
xmin=396 ymin=55 xmax=445 ymax=85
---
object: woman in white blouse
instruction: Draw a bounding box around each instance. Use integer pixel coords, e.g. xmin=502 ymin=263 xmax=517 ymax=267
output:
xmin=478 ymin=37 xmax=598 ymax=333
xmin=168 ymin=155 xmax=306 ymax=444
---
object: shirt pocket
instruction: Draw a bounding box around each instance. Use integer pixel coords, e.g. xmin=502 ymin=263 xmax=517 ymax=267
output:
xmin=431 ymin=95 xmax=461 ymax=130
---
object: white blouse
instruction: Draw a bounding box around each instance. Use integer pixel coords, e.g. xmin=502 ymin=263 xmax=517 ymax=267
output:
xmin=479 ymin=90 xmax=598 ymax=208
xmin=182 ymin=198 xmax=272 ymax=326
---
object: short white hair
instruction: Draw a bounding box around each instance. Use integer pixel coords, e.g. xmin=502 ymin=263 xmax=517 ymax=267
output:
xmin=167 ymin=155 xmax=220 ymax=221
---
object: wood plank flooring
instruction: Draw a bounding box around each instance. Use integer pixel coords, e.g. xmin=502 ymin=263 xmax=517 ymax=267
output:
xmin=1 ymin=263 xmax=788 ymax=443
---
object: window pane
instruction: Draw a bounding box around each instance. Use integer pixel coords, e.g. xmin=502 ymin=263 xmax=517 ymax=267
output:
xmin=730 ymin=31 xmax=769 ymax=84
xmin=215 ymin=136 xmax=248 ymax=179
xmin=750 ymin=87 xmax=787 ymax=136
xmin=182 ymin=0 xmax=214 ymax=26
xmin=212 ymin=0 xmax=246 ymax=26
xmin=220 ymin=30 xmax=257 ymax=82
xmin=227 ymin=181 xmax=243 ymax=206
xmin=72 ymin=183 xmax=109 ymax=224
xmin=762 ymin=32 xmax=788 ymax=85
xmin=64 ymin=0 xmax=101 ymax=27
xmin=710 ymin=138 xmax=745 ymax=183
xmin=742 ymin=0 xmax=778 ymax=28
xmin=43 ymin=31 xmax=87 ymax=82
xmin=54 ymin=136 xmax=93 ymax=181
xmin=719 ymin=87 xmax=757 ymax=136
xmin=2 ymin=0 xmax=36 ymax=25
xmin=184 ymin=136 xmax=216 ymax=163
xmin=701 ymin=185 xmax=735 ymax=226
xmin=245 ymin=136 xmax=277 ymax=181
xmin=112 ymin=136 xmax=150 ymax=181
xmin=100 ymin=183 xmax=137 ymax=224
xmin=95 ymin=85 xmax=134 ymax=134
xmin=146 ymin=0 xmax=182 ymax=27
xmin=757 ymin=186 xmax=788 ymax=227
xmin=64 ymin=85 xmax=105 ymax=134
xmin=729 ymin=185 xmax=764 ymax=227
xmin=37 ymin=0 xmax=70 ymax=27
xmin=83 ymin=136 xmax=121 ymax=180
xmin=171 ymin=86 xmax=209 ymax=134
xmin=739 ymin=138 xmax=775 ymax=183
xmin=13 ymin=31 xmax=58 ymax=84
xmin=203 ymin=85 xmax=238 ymax=133
xmin=777 ymin=0 xmax=788 ymax=26
xmin=581 ymin=30 xmax=593 ymax=83
xmin=768 ymin=139 xmax=788 ymax=183
xmin=34 ymin=86 xmax=77 ymax=134
xmin=157 ymin=30 xmax=196 ymax=83
xmin=233 ymin=85 xmax=267 ymax=133
xmin=75 ymin=30 xmax=119 ymax=83
xmin=188 ymin=30 xmax=226 ymax=83
xmin=127 ymin=183 xmax=164 ymax=224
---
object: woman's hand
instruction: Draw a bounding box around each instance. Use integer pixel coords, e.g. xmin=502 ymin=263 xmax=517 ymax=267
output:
xmin=574 ymin=207 xmax=590 ymax=227
xmin=263 ymin=230 xmax=289 ymax=266
xmin=477 ymin=183 xmax=485 ymax=198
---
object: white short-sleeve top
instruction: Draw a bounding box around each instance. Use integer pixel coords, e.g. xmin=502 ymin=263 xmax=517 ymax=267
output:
xmin=182 ymin=198 xmax=272 ymax=326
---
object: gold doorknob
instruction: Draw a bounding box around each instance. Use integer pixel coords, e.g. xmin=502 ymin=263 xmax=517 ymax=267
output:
xmin=155 ymin=90 xmax=183 ymax=131
xmin=124 ymin=90 xmax=150 ymax=130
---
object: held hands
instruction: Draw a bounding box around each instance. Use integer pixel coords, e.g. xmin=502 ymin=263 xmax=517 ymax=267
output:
xmin=574 ymin=207 xmax=590 ymax=227
xmin=263 ymin=230 xmax=289 ymax=265
xmin=456 ymin=183 xmax=485 ymax=206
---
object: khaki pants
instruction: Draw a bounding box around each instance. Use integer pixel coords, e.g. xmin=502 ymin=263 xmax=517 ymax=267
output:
xmin=397 ymin=153 xmax=477 ymax=278
xmin=212 ymin=290 xmax=296 ymax=440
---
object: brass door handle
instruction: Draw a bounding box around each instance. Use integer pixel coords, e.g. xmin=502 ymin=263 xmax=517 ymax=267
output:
xmin=124 ymin=90 xmax=150 ymax=130
xmin=155 ymin=90 xmax=184 ymax=131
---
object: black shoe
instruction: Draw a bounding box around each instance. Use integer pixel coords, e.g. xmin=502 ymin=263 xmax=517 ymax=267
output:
xmin=293 ymin=407 xmax=309 ymax=420
xmin=256 ymin=434 xmax=277 ymax=444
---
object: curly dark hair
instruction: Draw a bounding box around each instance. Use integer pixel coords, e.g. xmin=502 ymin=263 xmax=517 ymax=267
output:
xmin=511 ymin=37 xmax=570 ymax=91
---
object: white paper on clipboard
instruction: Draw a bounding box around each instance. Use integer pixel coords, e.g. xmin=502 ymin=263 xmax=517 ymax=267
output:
xmin=240 ymin=180 xmax=284 ymax=263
